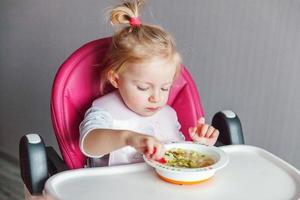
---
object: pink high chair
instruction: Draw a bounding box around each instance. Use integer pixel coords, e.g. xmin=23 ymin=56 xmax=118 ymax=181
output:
xmin=19 ymin=37 xmax=244 ymax=196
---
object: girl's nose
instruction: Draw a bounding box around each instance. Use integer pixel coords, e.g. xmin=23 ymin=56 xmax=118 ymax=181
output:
xmin=148 ymin=90 xmax=160 ymax=103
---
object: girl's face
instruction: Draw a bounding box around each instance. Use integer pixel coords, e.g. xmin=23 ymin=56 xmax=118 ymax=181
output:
xmin=109 ymin=58 xmax=177 ymax=116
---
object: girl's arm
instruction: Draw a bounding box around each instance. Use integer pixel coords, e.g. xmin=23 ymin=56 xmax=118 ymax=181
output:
xmin=82 ymin=129 xmax=165 ymax=160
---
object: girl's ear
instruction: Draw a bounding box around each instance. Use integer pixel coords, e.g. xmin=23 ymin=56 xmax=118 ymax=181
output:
xmin=108 ymin=70 xmax=119 ymax=88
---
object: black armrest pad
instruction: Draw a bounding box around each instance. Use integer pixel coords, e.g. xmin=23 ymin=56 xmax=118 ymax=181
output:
xmin=212 ymin=111 xmax=245 ymax=145
xmin=46 ymin=146 xmax=68 ymax=175
xmin=19 ymin=134 xmax=68 ymax=195
xmin=19 ymin=134 xmax=48 ymax=195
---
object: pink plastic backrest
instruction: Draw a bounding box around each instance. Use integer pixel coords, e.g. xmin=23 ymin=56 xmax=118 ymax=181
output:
xmin=51 ymin=37 xmax=204 ymax=169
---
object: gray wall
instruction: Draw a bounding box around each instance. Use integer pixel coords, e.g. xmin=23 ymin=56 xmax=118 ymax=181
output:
xmin=1 ymin=0 xmax=299 ymax=169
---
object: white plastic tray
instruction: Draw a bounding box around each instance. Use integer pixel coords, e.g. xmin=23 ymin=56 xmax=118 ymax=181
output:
xmin=44 ymin=145 xmax=300 ymax=200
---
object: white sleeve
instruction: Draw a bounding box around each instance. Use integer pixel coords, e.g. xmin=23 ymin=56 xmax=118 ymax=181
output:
xmin=79 ymin=107 xmax=113 ymax=158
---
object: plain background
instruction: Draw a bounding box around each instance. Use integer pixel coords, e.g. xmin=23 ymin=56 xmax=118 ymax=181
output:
xmin=1 ymin=0 xmax=299 ymax=169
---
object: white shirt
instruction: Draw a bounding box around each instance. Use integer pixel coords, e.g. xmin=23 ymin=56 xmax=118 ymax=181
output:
xmin=79 ymin=90 xmax=185 ymax=166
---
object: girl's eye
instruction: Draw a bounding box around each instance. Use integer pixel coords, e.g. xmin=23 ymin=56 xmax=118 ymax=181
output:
xmin=137 ymin=86 xmax=149 ymax=91
xmin=161 ymin=87 xmax=170 ymax=92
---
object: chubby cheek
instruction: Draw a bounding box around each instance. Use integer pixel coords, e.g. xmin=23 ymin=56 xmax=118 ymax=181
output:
xmin=127 ymin=93 xmax=143 ymax=105
xmin=122 ymin=90 xmax=147 ymax=110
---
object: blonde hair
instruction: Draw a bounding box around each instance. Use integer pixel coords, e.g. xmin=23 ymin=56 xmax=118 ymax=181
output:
xmin=100 ymin=0 xmax=182 ymax=94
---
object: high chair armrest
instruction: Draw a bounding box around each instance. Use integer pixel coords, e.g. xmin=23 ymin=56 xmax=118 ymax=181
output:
xmin=19 ymin=134 xmax=68 ymax=195
xmin=19 ymin=134 xmax=48 ymax=195
xmin=212 ymin=110 xmax=245 ymax=146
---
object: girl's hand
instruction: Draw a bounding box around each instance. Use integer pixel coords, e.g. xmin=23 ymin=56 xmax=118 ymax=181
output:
xmin=125 ymin=131 xmax=165 ymax=160
xmin=189 ymin=117 xmax=219 ymax=146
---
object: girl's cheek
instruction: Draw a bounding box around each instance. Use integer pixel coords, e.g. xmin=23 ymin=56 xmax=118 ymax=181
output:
xmin=131 ymin=93 xmax=147 ymax=103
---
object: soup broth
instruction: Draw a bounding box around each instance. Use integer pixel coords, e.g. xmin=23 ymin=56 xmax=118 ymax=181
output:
xmin=164 ymin=148 xmax=215 ymax=168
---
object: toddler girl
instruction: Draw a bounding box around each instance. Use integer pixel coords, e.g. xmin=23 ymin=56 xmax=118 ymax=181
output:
xmin=79 ymin=0 xmax=219 ymax=167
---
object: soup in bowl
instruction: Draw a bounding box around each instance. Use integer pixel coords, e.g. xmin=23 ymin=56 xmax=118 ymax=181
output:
xmin=143 ymin=141 xmax=229 ymax=185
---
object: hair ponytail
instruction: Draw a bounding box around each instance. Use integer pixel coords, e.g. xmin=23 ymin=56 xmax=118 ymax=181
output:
xmin=110 ymin=0 xmax=144 ymax=26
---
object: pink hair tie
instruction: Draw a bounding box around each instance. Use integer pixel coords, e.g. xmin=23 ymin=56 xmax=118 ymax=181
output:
xmin=129 ymin=17 xmax=141 ymax=27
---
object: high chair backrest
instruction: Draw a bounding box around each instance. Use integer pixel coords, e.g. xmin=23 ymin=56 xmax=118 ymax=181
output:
xmin=51 ymin=37 xmax=204 ymax=169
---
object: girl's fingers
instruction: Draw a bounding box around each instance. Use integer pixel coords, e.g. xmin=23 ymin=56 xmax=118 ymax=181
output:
xmin=189 ymin=127 xmax=197 ymax=138
xmin=190 ymin=122 xmax=220 ymax=145
xmin=190 ymin=127 xmax=202 ymax=141
xmin=210 ymin=130 xmax=219 ymax=139
xmin=143 ymin=137 xmax=165 ymax=160
xmin=145 ymin=140 xmax=154 ymax=157
xmin=199 ymin=124 xmax=209 ymax=137
xmin=198 ymin=117 xmax=205 ymax=125
xmin=147 ymin=143 xmax=165 ymax=160
xmin=205 ymin=126 xmax=215 ymax=138
xmin=152 ymin=145 xmax=165 ymax=160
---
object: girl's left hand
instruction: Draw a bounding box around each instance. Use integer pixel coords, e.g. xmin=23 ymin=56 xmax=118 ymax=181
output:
xmin=189 ymin=117 xmax=219 ymax=146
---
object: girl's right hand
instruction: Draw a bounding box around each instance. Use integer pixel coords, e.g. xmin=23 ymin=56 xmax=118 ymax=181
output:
xmin=125 ymin=131 xmax=165 ymax=160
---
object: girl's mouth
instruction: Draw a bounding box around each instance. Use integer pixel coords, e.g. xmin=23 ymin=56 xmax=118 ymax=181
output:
xmin=146 ymin=107 xmax=160 ymax=111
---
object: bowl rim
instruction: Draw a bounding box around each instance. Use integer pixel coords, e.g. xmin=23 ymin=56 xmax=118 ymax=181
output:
xmin=143 ymin=141 xmax=229 ymax=172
